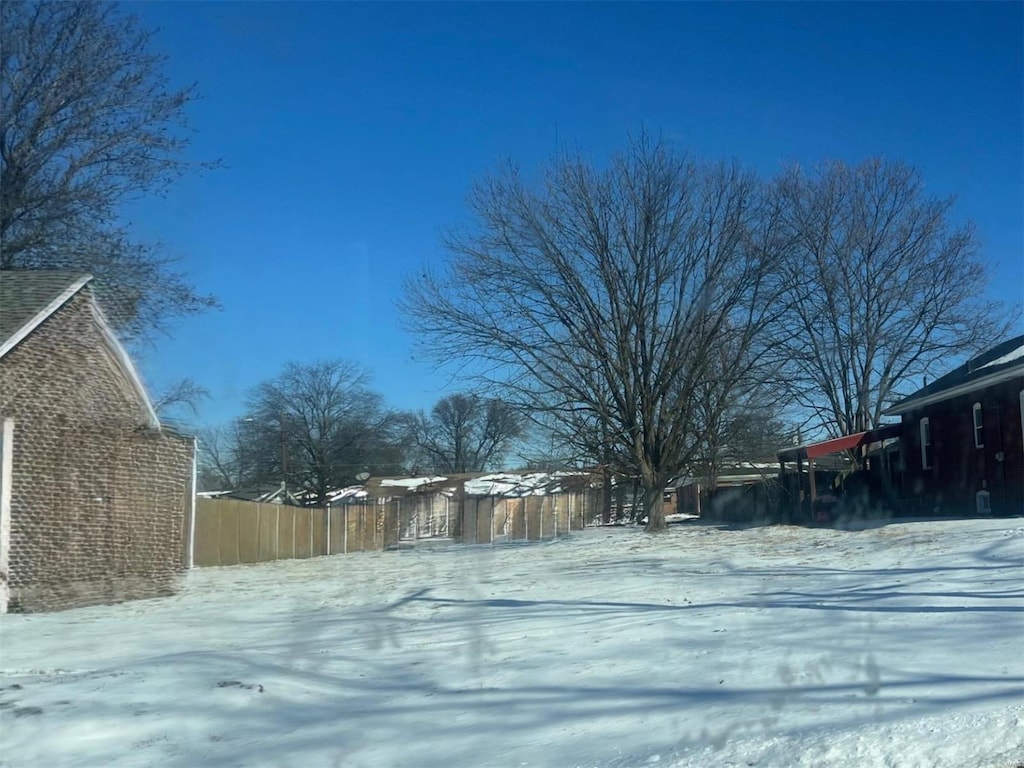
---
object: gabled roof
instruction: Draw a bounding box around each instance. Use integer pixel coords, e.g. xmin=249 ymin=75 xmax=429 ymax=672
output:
xmin=0 ymin=270 xmax=92 ymax=355
xmin=884 ymin=335 xmax=1024 ymax=416
xmin=0 ymin=270 xmax=160 ymax=428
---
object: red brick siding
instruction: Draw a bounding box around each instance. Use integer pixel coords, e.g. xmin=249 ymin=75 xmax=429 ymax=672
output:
xmin=899 ymin=376 xmax=1024 ymax=516
xmin=0 ymin=288 xmax=194 ymax=612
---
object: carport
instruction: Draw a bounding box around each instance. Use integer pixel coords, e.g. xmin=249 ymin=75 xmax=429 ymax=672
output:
xmin=777 ymin=424 xmax=902 ymax=519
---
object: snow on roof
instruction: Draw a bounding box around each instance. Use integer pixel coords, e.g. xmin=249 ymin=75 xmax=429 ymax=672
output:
xmin=463 ymin=473 xmax=561 ymax=497
xmin=978 ymin=342 xmax=1024 ymax=370
xmin=379 ymin=476 xmax=449 ymax=490
xmin=727 ymin=461 xmax=780 ymax=471
xmin=306 ymin=472 xmax=598 ymax=504
xmin=326 ymin=486 xmax=369 ymax=502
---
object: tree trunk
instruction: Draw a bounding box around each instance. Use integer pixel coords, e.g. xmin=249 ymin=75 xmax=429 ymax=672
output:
xmin=643 ymin=483 xmax=667 ymax=533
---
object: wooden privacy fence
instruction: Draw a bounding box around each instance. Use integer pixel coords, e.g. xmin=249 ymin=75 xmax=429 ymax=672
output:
xmin=193 ymin=491 xmax=597 ymax=567
xmin=193 ymin=498 xmax=397 ymax=567
xmin=455 ymin=494 xmax=587 ymax=544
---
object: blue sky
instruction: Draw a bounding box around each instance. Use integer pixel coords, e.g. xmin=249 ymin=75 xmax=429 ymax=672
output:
xmin=125 ymin=1 xmax=1024 ymax=426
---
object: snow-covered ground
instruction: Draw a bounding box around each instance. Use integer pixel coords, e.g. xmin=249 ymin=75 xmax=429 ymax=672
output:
xmin=1 ymin=517 xmax=1022 ymax=768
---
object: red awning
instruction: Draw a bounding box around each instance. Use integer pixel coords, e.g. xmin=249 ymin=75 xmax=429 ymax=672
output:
xmin=778 ymin=423 xmax=901 ymax=462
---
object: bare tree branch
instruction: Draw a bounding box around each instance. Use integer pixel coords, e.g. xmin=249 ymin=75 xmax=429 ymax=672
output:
xmin=0 ymin=1 xmax=218 ymax=339
xmin=197 ymin=424 xmax=240 ymax=491
xmin=153 ymin=377 xmax=209 ymax=418
xmin=401 ymin=136 xmax=789 ymax=531
xmin=404 ymin=393 xmax=525 ymax=473
xmin=244 ymin=360 xmax=406 ymax=505
xmin=770 ymin=159 xmax=1018 ymax=449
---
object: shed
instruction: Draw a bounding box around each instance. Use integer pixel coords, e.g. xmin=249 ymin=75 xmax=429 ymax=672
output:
xmin=0 ymin=271 xmax=195 ymax=612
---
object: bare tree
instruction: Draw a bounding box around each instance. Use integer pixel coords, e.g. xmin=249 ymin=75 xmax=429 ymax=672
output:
xmin=197 ymin=417 xmax=280 ymax=492
xmin=402 ymin=137 xmax=788 ymax=531
xmin=153 ymin=377 xmax=209 ymax=418
xmin=405 ymin=393 xmax=524 ymax=473
xmin=0 ymin=1 xmax=217 ymax=339
xmin=771 ymin=159 xmax=1017 ymax=451
xmin=197 ymin=423 xmax=246 ymax=491
xmin=245 ymin=360 xmax=405 ymax=505
xmin=694 ymin=386 xmax=795 ymax=498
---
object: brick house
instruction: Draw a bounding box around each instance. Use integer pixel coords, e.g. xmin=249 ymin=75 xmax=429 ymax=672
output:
xmin=884 ymin=335 xmax=1024 ymax=517
xmin=0 ymin=271 xmax=196 ymax=612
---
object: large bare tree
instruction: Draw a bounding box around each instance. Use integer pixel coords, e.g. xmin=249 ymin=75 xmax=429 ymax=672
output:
xmin=771 ymin=159 xmax=1016 ymax=447
xmin=244 ymin=360 xmax=405 ymax=505
xmin=0 ymin=1 xmax=216 ymax=339
xmin=402 ymin=138 xmax=788 ymax=531
xmin=405 ymin=393 xmax=524 ymax=473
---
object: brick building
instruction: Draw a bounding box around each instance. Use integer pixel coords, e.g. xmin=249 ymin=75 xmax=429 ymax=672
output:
xmin=0 ymin=271 xmax=195 ymax=612
xmin=884 ymin=335 xmax=1024 ymax=517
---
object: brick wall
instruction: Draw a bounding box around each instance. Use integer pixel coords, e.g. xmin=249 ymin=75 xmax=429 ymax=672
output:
xmin=899 ymin=377 xmax=1024 ymax=517
xmin=0 ymin=288 xmax=194 ymax=612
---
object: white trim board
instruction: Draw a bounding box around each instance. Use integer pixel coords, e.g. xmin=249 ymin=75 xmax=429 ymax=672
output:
xmin=0 ymin=273 xmax=160 ymax=429
xmin=884 ymin=364 xmax=1024 ymax=416
xmin=0 ymin=274 xmax=93 ymax=359
xmin=90 ymin=299 xmax=161 ymax=429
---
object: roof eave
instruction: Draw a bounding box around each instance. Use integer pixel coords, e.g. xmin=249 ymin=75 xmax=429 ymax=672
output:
xmin=0 ymin=274 xmax=93 ymax=359
xmin=884 ymin=363 xmax=1024 ymax=416
xmin=90 ymin=299 xmax=161 ymax=429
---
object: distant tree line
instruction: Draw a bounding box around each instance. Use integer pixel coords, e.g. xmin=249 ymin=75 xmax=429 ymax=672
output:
xmin=198 ymin=360 xmax=526 ymax=504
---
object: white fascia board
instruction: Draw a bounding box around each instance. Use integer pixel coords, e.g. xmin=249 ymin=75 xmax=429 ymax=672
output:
xmin=90 ymin=298 xmax=161 ymax=429
xmin=884 ymin=364 xmax=1024 ymax=416
xmin=0 ymin=275 xmax=93 ymax=359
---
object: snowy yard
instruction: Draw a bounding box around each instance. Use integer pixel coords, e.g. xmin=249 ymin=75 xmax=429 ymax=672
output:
xmin=1 ymin=518 xmax=1022 ymax=768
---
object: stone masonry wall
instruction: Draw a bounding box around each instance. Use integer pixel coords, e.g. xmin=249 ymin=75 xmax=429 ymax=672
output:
xmin=0 ymin=288 xmax=193 ymax=612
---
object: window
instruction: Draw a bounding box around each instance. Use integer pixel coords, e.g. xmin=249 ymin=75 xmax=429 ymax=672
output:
xmin=920 ymin=417 xmax=932 ymax=470
xmin=972 ymin=402 xmax=984 ymax=449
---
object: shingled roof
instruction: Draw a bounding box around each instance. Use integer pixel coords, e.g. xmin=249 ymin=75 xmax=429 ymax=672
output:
xmin=885 ymin=334 xmax=1024 ymax=416
xmin=0 ymin=270 xmax=93 ymax=357
xmin=0 ymin=269 xmax=160 ymax=426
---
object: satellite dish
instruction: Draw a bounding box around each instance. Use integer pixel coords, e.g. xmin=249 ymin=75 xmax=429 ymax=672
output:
xmin=355 ymin=472 xmax=370 ymax=482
